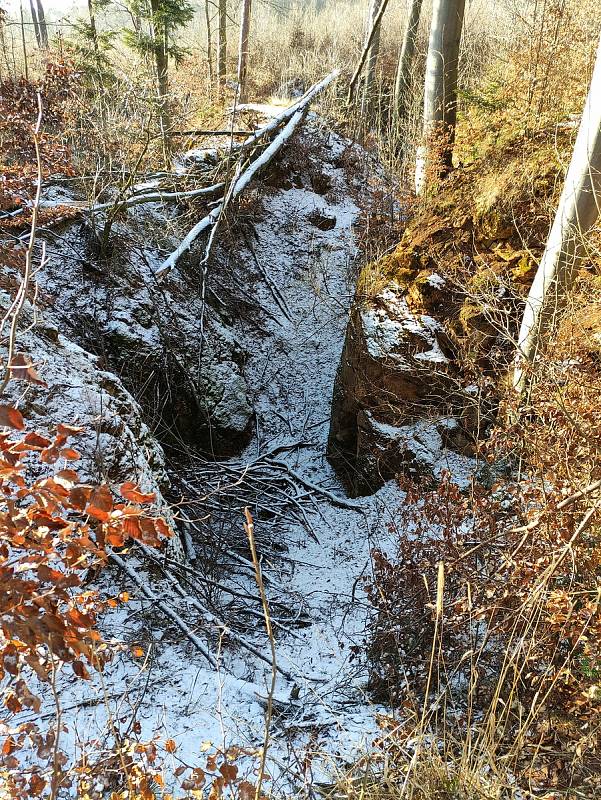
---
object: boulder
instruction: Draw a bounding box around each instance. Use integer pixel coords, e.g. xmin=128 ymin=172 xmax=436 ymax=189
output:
xmin=328 ymin=278 xmax=477 ymax=494
xmin=36 ymin=205 xmax=254 ymax=457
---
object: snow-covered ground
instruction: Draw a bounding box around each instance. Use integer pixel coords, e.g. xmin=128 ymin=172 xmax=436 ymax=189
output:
xmin=11 ymin=117 xmax=476 ymax=796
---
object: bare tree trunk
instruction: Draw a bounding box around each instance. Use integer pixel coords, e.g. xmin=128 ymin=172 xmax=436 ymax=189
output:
xmin=394 ymin=0 xmax=423 ymax=122
xmin=204 ymin=0 xmax=213 ymax=82
xmin=28 ymin=0 xmax=41 ymax=48
xmin=218 ymin=0 xmax=227 ymax=84
xmin=36 ymin=0 xmax=48 ymax=48
xmin=19 ymin=1 xmax=29 ymax=80
xmin=347 ymin=0 xmax=391 ymax=103
xmin=361 ymin=0 xmax=383 ymax=117
xmin=514 ymin=31 xmax=601 ymax=394
xmin=415 ymin=0 xmax=466 ymax=195
xmin=149 ymin=0 xmax=170 ymax=161
xmin=0 ymin=10 xmax=7 ymax=81
xmin=87 ymin=0 xmax=99 ymax=58
xmin=237 ymin=0 xmax=252 ymax=103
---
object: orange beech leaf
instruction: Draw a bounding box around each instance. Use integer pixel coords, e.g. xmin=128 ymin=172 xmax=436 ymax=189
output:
xmin=66 ymin=608 xmax=94 ymax=628
xmin=123 ymin=517 xmax=142 ymax=538
xmin=137 ymin=517 xmax=162 ymax=546
xmin=165 ymin=739 xmax=177 ymax=753
xmin=154 ymin=518 xmax=172 ymax=539
xmin=238 ymin=781 xmax=256 ymax=800
xmin=23 ymin=432 xmax=52 ymax=449
xmin=37 ymin=564 xmax=66 ymax=584
xmin=53 ymin=469 xmax=79 ymax=489
xmin=70 ymin=485 xmax=93 ymax=509
xmin=119 ymin=482 xmax=156 ymax=504
xmin=28 ymin=774 xmax=46 ymax=796
xmin=72 ymin=660 xmax=90 ymax=680
xmin=0 ymin=405 xmax=25 ymax=430
xmin=5 ymin=693 xmax=22 ymax=712
xmin=9 ymin=353 xmax=47 ymax=387
xmin=60 ymin=448 xmax=81 ymax=461
xmin=106 ymin=529 xmax=125 ymax=547
xmin=56 ymin=423 xmax=84 ymax=436
xmin=219 ymin=763 xmax=238 ymax=783
xmin=86 ymin=485 xmax=113 ymax=521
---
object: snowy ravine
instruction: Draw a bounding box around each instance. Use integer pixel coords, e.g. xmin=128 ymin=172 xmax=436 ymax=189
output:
xmin=18 ymin=117 xmax=475 ymax=795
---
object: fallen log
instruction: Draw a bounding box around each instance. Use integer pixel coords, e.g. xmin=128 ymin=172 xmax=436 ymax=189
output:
xmin=38 ymin=181 xmax=225 ymax=215
xmin=155 ymin=109 xmax=305 ymax=278
xmin=171 ymin=129 xmax=251 ymax=137
xmin=236 ymin=69 xmax=340 ymax=154
xmin=155 ymin=69 xmax=340 ymax=279
xmin=28 ymin=71 xmax=339 ymax=229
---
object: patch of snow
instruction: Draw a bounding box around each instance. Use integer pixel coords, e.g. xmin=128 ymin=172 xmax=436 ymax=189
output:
xmin=426 ymin=272 xmax=446 ymax=289
xmin=361 ymin=287 xmax=447 ymax=364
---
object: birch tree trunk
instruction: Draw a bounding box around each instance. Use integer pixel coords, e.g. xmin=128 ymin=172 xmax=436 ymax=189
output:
xmin=361 ymin=0 xmax=383 ymax=117
xmin=28 ymin=0 xmax=41 ymax=48
xmin=415 ymin=0 xmax=466 ymax=195
xmin=514 ymin=31 xmax=601 ymax=394
xmin=35 ymin=0 xmax=48 ymax=48
xmin=393 ymin=0 xmax=423 ymax=122
xmin=218 ymin=0 xmax=227 ymax=84
xmin=237 ymin=0 xmax=252 ymax=103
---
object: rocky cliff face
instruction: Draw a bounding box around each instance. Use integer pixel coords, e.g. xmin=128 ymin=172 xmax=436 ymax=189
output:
xmin=35 ymin=198 xmax=253 ymax=458
xmin=6 ymin=116 xmax=384 ymax=520
xmin=1 ymin=162 xmax=255 ymax=539
xmin=328 ymin=274 xmax=480 ymax=494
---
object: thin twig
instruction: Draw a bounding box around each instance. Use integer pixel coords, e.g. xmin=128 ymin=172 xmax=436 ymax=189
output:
xmin=245 ymin=508 xmax=277 ymax=800
xmin=0 ymin=92 xmax=44 ymax=395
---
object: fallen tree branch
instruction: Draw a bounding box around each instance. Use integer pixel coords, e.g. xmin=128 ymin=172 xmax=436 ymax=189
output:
xmin=39 ymin=182 xmax=225 ymax=215
xmin=134 ymin=542 xmax=294 ymax=680
xmin=508 ymin=478 xmax=601 ymax=560
xmin=236 ymin=69 xmax=340 ymax=154
xmin=510 ymin=478 xmax=601 ymax=535
xmin=155 ymin=69 xmax=340 ymax=279
xmin=267 ymin=457 xmax=363 ymax=510
xmin=156 ymin=109 xmax=305 ymax=278
xmin=110 ymin=552 xmax=218 ymax=668
xmin=171 ymin=129 xmax=251 ymax=137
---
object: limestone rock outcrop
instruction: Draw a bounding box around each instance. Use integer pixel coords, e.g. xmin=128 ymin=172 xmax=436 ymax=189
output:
xmin=328 ymin=275 xmax=481 ymax=494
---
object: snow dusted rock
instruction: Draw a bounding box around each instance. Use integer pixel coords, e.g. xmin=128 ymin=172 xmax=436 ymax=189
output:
xmin=174 ymin=148 xmax=220 ymax=174
xmin=2 ymin=292 xmax=169 ymax=502
xmin=356 ymin=411 xmax=444 ymax=481
xmin=34 ymin=202 xmax=253 ymax=455
xmin=328 ymin=278 xmax=474 ymax=493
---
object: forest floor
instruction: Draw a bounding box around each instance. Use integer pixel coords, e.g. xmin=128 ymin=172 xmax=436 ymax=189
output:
xmin=18 ymin=115 xmax=477 ymax=795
